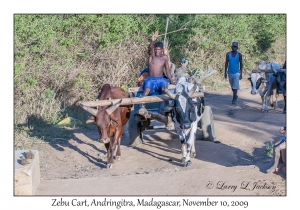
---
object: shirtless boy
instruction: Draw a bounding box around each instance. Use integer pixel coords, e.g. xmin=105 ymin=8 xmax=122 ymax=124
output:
xmin=142 ymin=30 xmax=175 ymax=96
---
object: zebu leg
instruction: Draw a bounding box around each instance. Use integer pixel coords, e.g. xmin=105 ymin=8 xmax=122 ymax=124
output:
xmin=174 ymin=124 xmax=189 ymax=165
xmin=106 ymin=142 xmax=114 ymax=169
xmin=106 ymin=141 xmax=116 ymax=169
xmin=264 ymin=96 xmax=269 ymax=113
xmin=115 ymin=126 xmax=123 ymax=160
xmin=190 ymin=134 xmax=196 ymax=158
xmin=260 ymin=87 xmax=268 ymax=112
xmin=190 ymin=114 xmax=201 ymax=158
xmin=189 ymin=115 xmax=201 ymax=159
xmin=183 ymin=121 xmax=198 ymax=167
xmin=270 ymin=94 xmax=274 ymax=108
xmin=269 ymin=93 xmax=278 ymax=110
xmin=107 ymin=130 xmax=122 ymax=169
xmin=274 ymin=93 xmax=279 ymax=110
xmin=116 ymin=136 xmax=121 ymax=160
xmin=181 ymin=141 xmax=187 ymax=163
xmin=261 ymin=96 xmax=265 ymax=111
xmin=104 ymin=142 xmax=110 ymax=162
xmin=174 ymin=120 xmax=187 ymax=161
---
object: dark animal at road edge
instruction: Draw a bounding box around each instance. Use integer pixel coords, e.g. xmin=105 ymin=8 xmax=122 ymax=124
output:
xmin=273 ymin=63 xmax=286 ymax=114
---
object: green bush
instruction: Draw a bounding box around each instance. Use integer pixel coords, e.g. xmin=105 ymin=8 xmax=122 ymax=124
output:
xmin=14 ymin=14 xmax=286 ymax=130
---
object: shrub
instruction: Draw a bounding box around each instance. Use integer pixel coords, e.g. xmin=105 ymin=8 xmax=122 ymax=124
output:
xmin=14 ymin=14 xmax=286 ymax=130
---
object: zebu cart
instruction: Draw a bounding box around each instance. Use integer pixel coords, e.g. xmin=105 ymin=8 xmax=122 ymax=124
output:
xmin=80 ymin=83 xmax=215 ymax=146
xmin=126 ymin=84 xmax=215 ymax=145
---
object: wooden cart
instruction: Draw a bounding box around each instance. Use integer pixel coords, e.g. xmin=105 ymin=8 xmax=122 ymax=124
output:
xmin=126 ymin=84 xmax=215 ymax=145
xmin=81 ymin=84 xmax=215 ymax=146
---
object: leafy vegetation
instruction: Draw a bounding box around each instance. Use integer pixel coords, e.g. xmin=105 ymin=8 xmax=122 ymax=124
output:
xmin=14 ymin=14 xmax=286 ymax=136
xmin=265 ymin=142 xmax=274 ymax=157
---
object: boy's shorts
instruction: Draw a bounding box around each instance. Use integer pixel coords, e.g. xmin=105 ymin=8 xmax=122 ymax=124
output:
xmin=143 ymin=76 xmax=169 ymax=95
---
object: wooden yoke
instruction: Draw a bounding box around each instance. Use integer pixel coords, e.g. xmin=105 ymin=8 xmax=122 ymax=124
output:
xmin=81 ymin=91 xmax=204 ymax=107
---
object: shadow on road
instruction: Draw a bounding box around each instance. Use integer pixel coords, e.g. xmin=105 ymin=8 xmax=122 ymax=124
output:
xmin=122 ymin=88 xmax=286 ymax=178
xmin=16 ymin=114 xmax=108 ymax=169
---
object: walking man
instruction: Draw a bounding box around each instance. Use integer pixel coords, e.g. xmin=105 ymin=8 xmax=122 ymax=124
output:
xmin=224 ymin=42 xmax=243 ymax=104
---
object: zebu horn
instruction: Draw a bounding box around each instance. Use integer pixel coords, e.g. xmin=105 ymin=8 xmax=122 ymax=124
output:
xmin=278 ymin=69 xmax=286 ymax=72
xmin=268 ymin=64 xmax=275 ymax=73
xmin=164 ymin=86 xmax=176 ymax=99
xmin=187 ymin=84 xmax=198 ymax=97
xmin=81 ymin=104 xmax=98 ymax=116
xmin=252 ymin=69 xmax=261 ymax=73
xmin=246 ymin=69 xmax=252 ymax=75
xmin=265 ymin=69 xmax=275 ymax=73
xmin=106 ymin=99 xmax=122 ymax=115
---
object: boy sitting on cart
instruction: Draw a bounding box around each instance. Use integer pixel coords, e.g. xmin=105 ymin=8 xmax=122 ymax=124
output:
xmin=141 ymin=30 xmax=175 ymax=97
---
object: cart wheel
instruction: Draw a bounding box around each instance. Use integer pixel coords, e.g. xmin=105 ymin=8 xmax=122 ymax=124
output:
xmin=200 ymin=106 xmax=215 ymax=142
xmin=128 ymin=111 xmax=143 ymax=146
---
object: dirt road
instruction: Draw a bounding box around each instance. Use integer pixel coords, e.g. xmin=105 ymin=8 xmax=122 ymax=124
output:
xmin=35 ymin=80 xmax=286 ymax=196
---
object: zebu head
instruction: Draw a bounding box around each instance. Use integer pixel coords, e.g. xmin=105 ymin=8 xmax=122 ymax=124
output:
xmin=274 ymin=70 xmax=286 ymax=94
xmin=274 ymin=71 xmax=286 ymax=94
xmin=82 ymin=99 xmax=122 ymax=144
xmin=246 ymin=69 xmax=264 ymax=94
xmin=165 ymin=83 xmax=197 ymax=129
xmin=97 ymin=100 xmax=123 ymax=144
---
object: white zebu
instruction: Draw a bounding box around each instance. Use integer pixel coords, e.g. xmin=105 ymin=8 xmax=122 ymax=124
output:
xmin=165 ymin=77 xmax=202 ymax=167
xmin=246 ymin=61 xmax=280 ymax=112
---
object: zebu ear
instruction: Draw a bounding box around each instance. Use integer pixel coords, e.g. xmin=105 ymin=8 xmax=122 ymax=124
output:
xmin=86 ymin=116 xmax=96 ymax=124
xmin=278 ymin=69 xmax=286 ymax=73
xmin=274 ymin=67 xmax=286 ymax=74
xmin=106 ymin=99 xmax=122 ymax=116
xmin=187 ymin=84 xmax=197 ymax=98
xmin=246 ymin=69 xmax=252 ymax=75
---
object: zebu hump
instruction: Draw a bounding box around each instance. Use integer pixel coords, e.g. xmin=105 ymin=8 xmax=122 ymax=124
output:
xmin=111 ymin=87 xmax=129 ymax=99
xmin=98 ymin=84 xmax=129 ymax=101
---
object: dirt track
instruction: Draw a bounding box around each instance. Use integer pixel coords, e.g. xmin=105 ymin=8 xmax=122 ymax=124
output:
xmin=35 ymin=80 xmax=286 ymax=196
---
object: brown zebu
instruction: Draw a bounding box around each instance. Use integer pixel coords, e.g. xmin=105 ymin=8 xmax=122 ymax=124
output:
xmin=81 ymin=84 xmax=131 ymax=168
